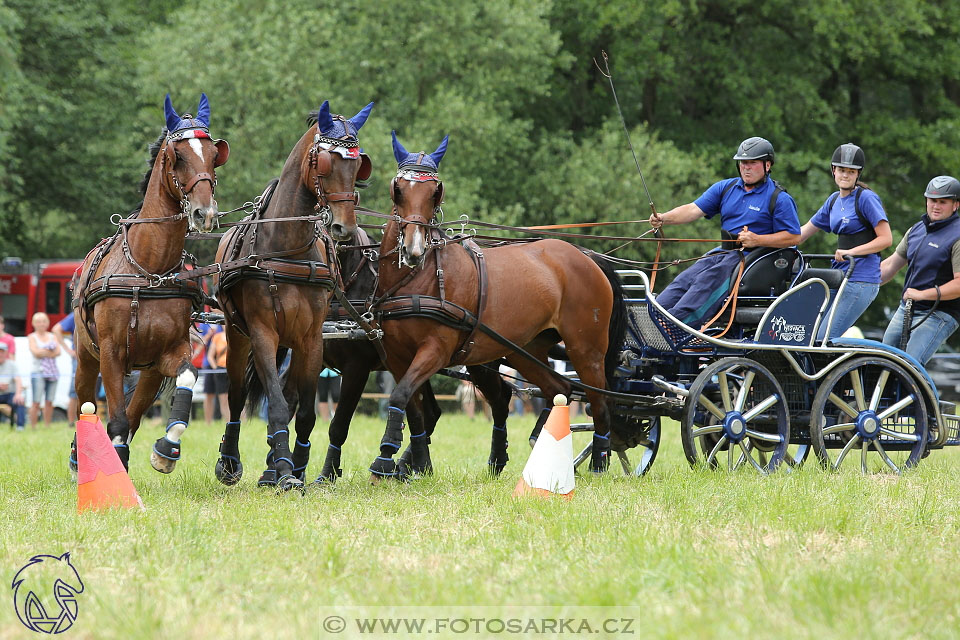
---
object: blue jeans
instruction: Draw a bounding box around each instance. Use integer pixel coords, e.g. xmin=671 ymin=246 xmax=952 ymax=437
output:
xmin=657 ymin=250 xmax=742 ymax=326
xmin=0 ymin=391 xmax=26 ymax=428
xmin=882 ymin=304 xmax=959 ymax=364
xmin=818 ymin=280 xmax=879 ymax=341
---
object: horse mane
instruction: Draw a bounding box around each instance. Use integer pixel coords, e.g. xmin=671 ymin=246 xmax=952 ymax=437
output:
xmin=305 ymin=111 xmax=320 ymax=126
xmin=138 ymin=128 xmax=168 ymax=195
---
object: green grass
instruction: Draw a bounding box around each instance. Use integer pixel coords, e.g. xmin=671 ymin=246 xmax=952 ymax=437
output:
xmin=3 ymin=412 xmax=960 ymax=639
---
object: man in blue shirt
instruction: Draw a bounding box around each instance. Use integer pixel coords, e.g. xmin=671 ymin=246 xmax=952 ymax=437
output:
xmin=881 ymin=176 xmax=960 ymax=364
xmin=648 ymin=137 xmax=802 ymax=326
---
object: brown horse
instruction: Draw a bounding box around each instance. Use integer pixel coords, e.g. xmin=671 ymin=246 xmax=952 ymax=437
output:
xmin=367 ymin=132 xmax=627 ymax=478
xmin=72 ymin=93 xmax=229 ymax=473
xmin=213 ymin=100 xmax=373 ymax=492
xmin=313 ymin=227 xmax=462 ymax=482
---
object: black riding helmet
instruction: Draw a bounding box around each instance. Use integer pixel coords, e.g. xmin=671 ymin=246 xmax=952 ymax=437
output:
xmin=831 ymin=143 xmax=864 ymax=171
xmin=732 ymin=136 xmax=775 ymax=165
xmin=923 ymin=175 xmax=960 ymax=200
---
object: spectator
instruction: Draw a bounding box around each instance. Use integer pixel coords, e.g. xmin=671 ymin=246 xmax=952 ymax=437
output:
xmin=28 ymin=312 xmax=60 ymax=428
xmin=203 ymin=325 xmax=228 ymax=424
xmin=0 ymin=315 xmax=15 ymax=354
xmin=316 ymin=367 xmax=341 ymax=422
xmin=0 ymin=342 xmax=26 ymax=430
xmin=52 ymin=311 xmax=78 ymax=424
xmin=377 ymin=371 xmax=395 ymax=419
xmin=456 ymin=379 xmax=480 ymax=418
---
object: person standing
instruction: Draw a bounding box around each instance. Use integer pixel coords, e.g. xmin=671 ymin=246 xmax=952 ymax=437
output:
xmin=203 ymin=325 xmax=228 ymax=424
xmin=880 ymin=176 xmax=960 ymax=363
xmin=52 ymin=311 xmax=78 ymax=424
xmin=316 ymin=367 xmax=341 ymax=422
xmin=0 ymin=315 xmax=16 ymax=354
xmin=799 ymin=144 xmax=892 ymax=339
xmin=650 ymin=137 xmax=801 ymax=326
xmin=0 ymin=342 xmax=26 ymax=430
xmin=27 ymin=312 xmax=60 ymax=428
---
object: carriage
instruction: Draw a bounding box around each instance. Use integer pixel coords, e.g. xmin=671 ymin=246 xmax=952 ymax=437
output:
xmin=553 ymin=248 xmax=960 ymax=476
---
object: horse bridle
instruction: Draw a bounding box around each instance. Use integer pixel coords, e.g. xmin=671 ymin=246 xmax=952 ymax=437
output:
xmin=159 ymin=128 xmax=227 ymax=222
xmin=307 ymin=119 xmax=372 ymax=227
xmin=390 ymin=164 xmax=445 ymax=230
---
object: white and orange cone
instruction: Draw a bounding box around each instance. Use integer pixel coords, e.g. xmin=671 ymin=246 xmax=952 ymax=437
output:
xmin=76 ymin=402 xmax=144 ymax=512
xmin=513 ymin=394 xmax=574 ymax=499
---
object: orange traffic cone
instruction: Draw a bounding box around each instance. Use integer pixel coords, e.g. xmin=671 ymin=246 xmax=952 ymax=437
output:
xmin=76 ymin=402 xmax=144 ymax=512
xmin=514 ymin=394 xmax=574 ymax=499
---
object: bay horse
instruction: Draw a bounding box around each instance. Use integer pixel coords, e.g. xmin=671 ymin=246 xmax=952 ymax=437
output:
xmin=313 ymin=227 xmax=453 ymax=482
xmin=213 ymin=100 xmax=373 ymax=492
xmin=72 ymin=93 xmax=229 ymax=473
xmin=366 ymin=132 xmax=627 ymax=479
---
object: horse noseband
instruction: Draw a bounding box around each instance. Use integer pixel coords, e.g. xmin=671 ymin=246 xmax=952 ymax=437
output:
xmin=180 ymin=172 xmax=215 ymax=194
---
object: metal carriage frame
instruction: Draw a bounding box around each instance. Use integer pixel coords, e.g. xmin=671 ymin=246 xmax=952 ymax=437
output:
xmin=584 ymin=264 xmax=960 ymax=477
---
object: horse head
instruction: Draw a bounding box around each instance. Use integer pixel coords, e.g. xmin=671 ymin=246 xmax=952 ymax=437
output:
xmin=161 ymin=93 xmax=229 ymax=233
xmin=390 ymin=131 xmax=448 ymax=268
xmin=301 ymin=100 xmax=374 ymax=242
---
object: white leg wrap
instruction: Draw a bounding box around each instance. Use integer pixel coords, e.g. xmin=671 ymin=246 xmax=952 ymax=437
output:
xmin=176 ymin=369 xmax=197 ymax=388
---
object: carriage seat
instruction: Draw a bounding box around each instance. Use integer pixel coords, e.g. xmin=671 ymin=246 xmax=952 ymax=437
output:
xmin=796 ymin=267 xmax=844 ymax=289
xmin=729 ymin=247 xmax=802 ymax=325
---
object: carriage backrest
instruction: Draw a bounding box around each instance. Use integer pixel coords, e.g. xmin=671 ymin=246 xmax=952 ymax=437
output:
xmin=737 ymin=247 xmax=802 ymax=298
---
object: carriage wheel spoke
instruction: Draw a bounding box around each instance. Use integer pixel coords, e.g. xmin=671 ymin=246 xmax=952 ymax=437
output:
xmin=744 ymin=428 xmax=782 ymax=443
xmin=823 ymin=422 xmax=856 ymax=435
xmin=872 ymin=440 xmax=901 ymax=474
xmin=742 ymin=394 xmax=779 ymax=422
xmin=727 ymin=441 xmax=736 ymax=471
xmin=692 ymin=423 xmax=724 ymax=438
xmin=877 ymin=396 xmax=915 ymax=421
xmin=850 ymin=371 xmax=866 ymax=411
xmin=784 ymin=448 xmax=802 ymax=468
xmin=828 ymin=393 xmax=859 ymax=419
xmin=860 ymin=441 xmax=869 ymax=474
xmin=740 ymin=442 xmax=767 ymax=474
xmin=573 ymin=443 xmax=592 ymax=470
xmin=698 ymin=396 xmax=726 ymax=421
xmin=706 ymin=435 xmax=728 ymax=466
xmin=878 ymin=427 xmax=920 ymax=442
xmin=735 ymin=371 xmax=755 ymax=413
xmin=718 ymin=371 xmax=733 ymax=412
xmin=833 ymin=433 xmax=861 ymax=470
xmin=869 ymin=370 xmax=891 ymax=412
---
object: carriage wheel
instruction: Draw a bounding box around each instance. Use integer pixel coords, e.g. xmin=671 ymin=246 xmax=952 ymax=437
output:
xmin=810 ymin=357 xmax=928 ymax=473
xmin=572 ymin=416 xmax=661 ymax=476
xmin=680 ymin=357 xmax=790 ymax=473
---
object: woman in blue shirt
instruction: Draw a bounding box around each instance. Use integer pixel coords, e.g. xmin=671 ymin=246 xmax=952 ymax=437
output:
xmin=799 ymin=143 xmax=892 ymax=340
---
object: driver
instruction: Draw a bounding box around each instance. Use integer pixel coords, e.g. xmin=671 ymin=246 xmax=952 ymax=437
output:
xmin=649 ymin=137 xmax=801 ymax=327
xmin=880 ymin=176 xmax=960 ymax=363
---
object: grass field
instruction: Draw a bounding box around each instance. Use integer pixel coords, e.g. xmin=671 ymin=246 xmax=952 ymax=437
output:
xmin=3 ymin=410 xmax=960 ymax=639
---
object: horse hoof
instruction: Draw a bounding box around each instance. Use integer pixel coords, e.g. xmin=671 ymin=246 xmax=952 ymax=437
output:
xmin=215 ymin=458 xmax=243 ymax=486
xmin=313 ymin=467 xmax=339 ymax=486
xmin=151 ymin=438 xmax=180 ymax=474
xmin=369 ymin=456 xmax=398 ymax=482
xmin=276 ymin=475 xmax=305 ymax=495
xmin=257 ymin=469 xmax=278 ymax=487
xmin=487 ymin=461 xmax=507 ymax=476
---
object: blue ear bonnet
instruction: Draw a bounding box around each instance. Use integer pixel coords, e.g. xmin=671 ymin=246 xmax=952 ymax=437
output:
xmin=315 ymin=100 xmax=374 ymax=141
xmin=391 ymin=131 xmax=449 ymax=172
xmin=165 ymin=93 xmax=211 ymax=134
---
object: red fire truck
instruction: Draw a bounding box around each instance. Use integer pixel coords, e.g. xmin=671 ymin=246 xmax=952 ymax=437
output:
xmin=0 ymin=257 xmax=83 ymax=336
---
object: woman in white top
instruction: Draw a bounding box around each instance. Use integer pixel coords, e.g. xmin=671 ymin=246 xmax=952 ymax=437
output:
xmin=28 ymin=312 xmax=60 ymax=428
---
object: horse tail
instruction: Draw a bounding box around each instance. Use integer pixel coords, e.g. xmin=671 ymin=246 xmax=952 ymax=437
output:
xmin=244 ymin=347 xmax=290 ymax=415
xmin=587 ymin=252 xmax=627 ymax=383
